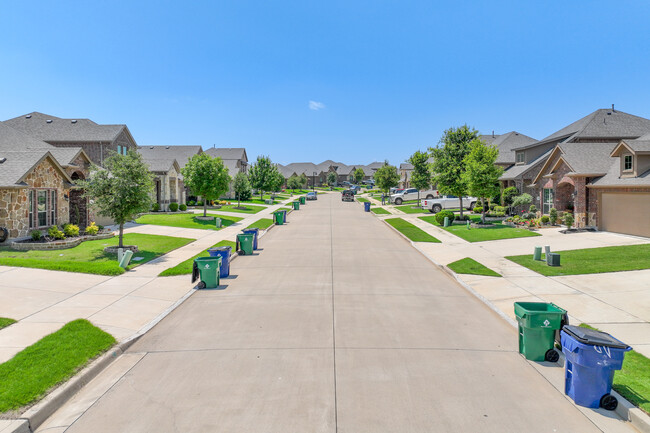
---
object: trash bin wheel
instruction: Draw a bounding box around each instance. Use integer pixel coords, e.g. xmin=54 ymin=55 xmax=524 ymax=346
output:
xmin=197 ymin=281 xmax=206 ymax=289
xmin=239 ymin=250 xmax=246 ymax=256
xmin=600 ymin=394 xmax=618 ymax=411
xmin=545 ymin=349 xmax=560 ymax=363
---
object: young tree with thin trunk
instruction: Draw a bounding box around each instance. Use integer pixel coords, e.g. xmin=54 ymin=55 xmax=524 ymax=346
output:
xmin=374 ymin=161 xmax=400 ymax=195
xmin=80 ymin=150 xmax=154 ymax=248
xmin=353 ymin=167 xmax=365 ymax=184
xmin=181 ymin=153 xmax=231 ymax=217
xmin=299 ymin=173 xmax=308 ymax=189
xmin=287 ymin=175 xmax=301 ymax=191
xmin=233 ymin=172 xmax=251 ymax=208
xmin=408 ymin=150 xmax=432 ymax=204
xmin=463 ymin=140 xmax=503 ymax=223
xmin=429 ymin=125 xmax=478 ymax=217
xmin=248 ymin=156 xmax=275 ymax=200
xmin=327 ymin=171 xmax=337 ymax=186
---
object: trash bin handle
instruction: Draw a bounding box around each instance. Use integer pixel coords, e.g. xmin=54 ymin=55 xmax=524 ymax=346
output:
xmin=550 ymin=302 xmax=565 ymax=313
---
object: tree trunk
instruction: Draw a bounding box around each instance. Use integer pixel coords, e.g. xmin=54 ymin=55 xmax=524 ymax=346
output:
xmin=203 ymin=201 xmax=207 ymax=217
xmin=260 ymin=190 xmax=264 ymax=201
xmin=481 ymin=197 xmax=486 ymax=224
xmin=459 ymin=197 xmax=464 ymax=218
xmin=119 ymin=222 xmax=124 ymax=248
xmin=237 ymin=194 xmax=240 ymax=208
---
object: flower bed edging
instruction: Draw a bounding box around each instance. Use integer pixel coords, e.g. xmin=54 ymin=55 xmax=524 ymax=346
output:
xmin=10 ymin=231 xmax=115 ymax=251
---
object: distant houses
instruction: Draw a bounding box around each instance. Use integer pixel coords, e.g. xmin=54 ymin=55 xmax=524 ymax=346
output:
xmin=277 ymin=160 xmax=384 ymax=187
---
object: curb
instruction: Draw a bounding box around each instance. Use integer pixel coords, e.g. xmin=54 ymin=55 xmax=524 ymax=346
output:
xmin=379 ymin=218 xmax=650 ymax=433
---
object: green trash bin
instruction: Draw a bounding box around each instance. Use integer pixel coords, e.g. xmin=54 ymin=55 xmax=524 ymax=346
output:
xmin=215 ymin=217 xmax=222 ymax=228
xmin=236 ymin=233 xmax=255 ymax=256
xmin=299 ymin=196 xmax=306 ymax=205
xmin=273 ymin=211 xmax=284 ymax=225
xmin=533 ymin=246 xmax=542 ymax=261
xmin=514 ymin=302 xmax=567 ymax=362
xmin=194 ymin=256 xmax=221 ymax=289
xmin=293 ymin=201 xmax=300 ymax=210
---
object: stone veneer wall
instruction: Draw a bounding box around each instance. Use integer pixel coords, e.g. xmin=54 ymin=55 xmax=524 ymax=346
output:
xmin=0 ymin=159 xmax=70 ymax=240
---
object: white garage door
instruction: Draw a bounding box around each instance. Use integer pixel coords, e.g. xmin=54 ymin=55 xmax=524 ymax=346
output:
xmin=600 ymin=192 xmax=650 ymax=238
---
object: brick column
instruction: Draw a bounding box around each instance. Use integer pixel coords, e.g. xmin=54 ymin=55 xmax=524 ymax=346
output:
xmin=573 ymin=177 xmax=587 ymax=227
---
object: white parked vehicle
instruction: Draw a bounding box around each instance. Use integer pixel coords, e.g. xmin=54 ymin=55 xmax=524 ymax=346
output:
xmin=421 ymin=195 xmax=477 ymax=213
xmin=390 ymin=188 xmax=438 ymax=205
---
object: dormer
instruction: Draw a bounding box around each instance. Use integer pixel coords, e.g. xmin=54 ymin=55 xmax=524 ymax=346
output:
xmin=610 ymin=137 xmax=650 ymax=178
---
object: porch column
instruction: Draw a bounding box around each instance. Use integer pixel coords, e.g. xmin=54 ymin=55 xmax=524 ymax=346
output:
xmin=162 ymin=175 xmax=170 ymax=211
xmin=573 ymin=177 xmax=587 ymax=228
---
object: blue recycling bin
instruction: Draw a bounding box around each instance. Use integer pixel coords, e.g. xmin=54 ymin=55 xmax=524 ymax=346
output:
xmin=241 ymin=228 xmax=259 ymax=250
xmin=207 ymin=246 xmax=232 ymax=278
xmin=281 ymin=209 xmax=287 ymax=222
xmin=364 ymin=202 xmax=371 ymax=212
xmin=561 ymin=325 xmax=631 ymax=410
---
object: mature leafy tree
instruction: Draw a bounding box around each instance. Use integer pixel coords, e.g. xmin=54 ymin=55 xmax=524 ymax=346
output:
xmin=248 ymin=156 xmax=276 ymax=200
xmin=268 ymin=166 xmax=285 ymax=193
xmin=408 ymin=150 xmax=432 ymax=204
xmin=327 ymin=171 xmax=337 ymax=186
xmin=463 ymin=140 xmax=503 ymax=223
xmin=429 ymin=125 xmax=478 ymax=217
xmin=299 ymin=173 xmax=309 ymax=189
xmin=80 ymin=150 xmax=154 ymax=248
xmin=287 ymin=174 xmax=302 ymax=191
xmin=353 ymin=167 xmax=365 ymax=184
xmin=181 ymin=153 xmax=231 ymax=217
xmin=233 ymin=172 xmax=252 ymax=208
xmin=374 ymin=161 xmax=400 ymax=194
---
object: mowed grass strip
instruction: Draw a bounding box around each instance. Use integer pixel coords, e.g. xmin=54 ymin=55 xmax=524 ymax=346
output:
xmin=507 ymin=244 xmax=650 ymax=276
xmin=0 ymin=233 xmax=192 ymax=276
xmin=442 ymin=223 xmax=541 ymax=242
xmin=0 ymin=318 xmax=16 ymax=330
xmin=395 ymin=204 xmax=428 ymax=214
xmin=580 ymin=324 xmax=650 ymax=414
xmin=159 ymin=240 xmax=237 ymax=277
xmin=135 ymin=213 xmax=243 ymax=230
xmin=371 ymin=207 xmax=390 ymax=215
xmin=246 ymin=218 xmax=274 ymax=230
xmin=0 ymin=319 xmax=115 ymax=413
xmin=356 ymin=197 xmax=370 ymax=203
xmin=447 ymin=258 xmax=501 ymax=277
xmin=385 ymin=218 xmax=440 ymax=243
xmin=209 ymin=204 xmax=266 ymax=214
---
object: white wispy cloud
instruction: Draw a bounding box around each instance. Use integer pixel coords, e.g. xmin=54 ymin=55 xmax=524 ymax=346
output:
xmin=308 ymin=100 xmax=326 ymax=111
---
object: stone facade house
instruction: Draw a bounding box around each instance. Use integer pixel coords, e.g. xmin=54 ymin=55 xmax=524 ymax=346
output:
xmin=137 ymin=145 xmax=202 ymax=210
xmin=0 ymin=123 xmax=91 ymax=241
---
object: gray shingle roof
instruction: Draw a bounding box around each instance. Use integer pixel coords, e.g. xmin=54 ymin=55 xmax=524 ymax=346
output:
xmin=479 ymin=134 xmax=501 ymax=146
xmin=204 ymin=147 xmax=247 ymax=162
xmin=590 ymin=160 xmax=650 ymax=187
xmin=137 ymin=145 xmax=202 ymax=170
xmin=499 ymin=150 xmax=552 ymax=180
xmin=490 ymin=131 xmax=538 ymax=164
xmin=557 ymin=142 xmax=617 ymax=174
xmin=3 ymin=112 xmax=127 ymax=143
xmin=621 ymin=134 xmax=650 ymax=153
xmin=143 ymin=159 xmax=180 ymax=173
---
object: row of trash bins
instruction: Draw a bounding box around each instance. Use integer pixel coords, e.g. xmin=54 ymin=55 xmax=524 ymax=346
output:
xmin=192 ymin=197 xmax=308 ymax=289
xmin=515 ymin=302 xmax=631 ymax=411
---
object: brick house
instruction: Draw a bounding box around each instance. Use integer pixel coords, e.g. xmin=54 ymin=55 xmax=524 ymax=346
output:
xmin=527 ymin=109 xmax=650 ymax=237
xmin=204 ymin=148 xmax=249 ymax=196
xmin=277 ymin=160 xmax=383 ymax=187
xmin=0 ymin=123 xmax=91 ymax=241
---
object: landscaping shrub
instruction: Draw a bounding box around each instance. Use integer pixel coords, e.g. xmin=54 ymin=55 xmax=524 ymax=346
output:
xmin=455 ymin=214 xmax=470 ymax=221
xmin=529 ymin=204 xmax=537 ymax=213
xmin=31 ymin=230 xmax=42 ymax=241
xmin=169 ymin=203 xmax=179 ymax=212
xmin=179 ymin=204 xmax=187 ymax=211
xmin=502 ymin=186 xmax=519 ymax=208
xmin=541 ymin=215 xmax=550 ymax=224
xmin=494 ymin=206 xmax=505 ymax=213
xmin=48 ymin=226 xmax=65 ymax=240
xmin=196 ymin=201 xmax=204 ymax=206
xmin=187 ymin=200 xmax=195 ymax=206
xmin=549 ymin=208 xmax=558 ymax=225
xmin=496 ymin=212 xmax=505 ymax=217
xmin=435 ymin=210 xmax=455 ymax=225
xmin=85 ymin=222 xmax=99 ymax=235
xmin=152 ymin=203 xmax=160 ymax=212
xmin=63 ymin=224 xmax=80 ymax=237
xmin=473 ymin=206 xmax=483 ymax=214
xmin=564 ymin=212 xmax=574 ymax=229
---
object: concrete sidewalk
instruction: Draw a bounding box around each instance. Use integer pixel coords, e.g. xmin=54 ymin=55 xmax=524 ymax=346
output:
xmin=0 ymin=199 xmax=293 ymax=364
xmin=35 ymin=193 xmax=633 ymax=432
xmin=400 ymin=214 xmax=650 ymax=358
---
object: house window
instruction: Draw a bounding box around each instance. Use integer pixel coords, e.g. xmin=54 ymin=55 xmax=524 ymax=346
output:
xmin=624 ymin=155 xmax=633 ymax=171
xmin=516 ymin=152 xmax=525 ymax=164
xmin=543 ymin=188 xmax=554 ymax=214
xmin=30 ymin=189 xmax=57 ymax=228
xmin=37 ymin=190 xmax=47 ymax=227
xmin=29 ymin=191 xmax=34 ymax=228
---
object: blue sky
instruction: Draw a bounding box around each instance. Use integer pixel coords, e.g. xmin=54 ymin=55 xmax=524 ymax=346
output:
xmin=1 ymin=1 xmax=649 ymax=165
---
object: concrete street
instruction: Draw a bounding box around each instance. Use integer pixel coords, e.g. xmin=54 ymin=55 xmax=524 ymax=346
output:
xmin=38 ymin=193 xmax=633 ymax=432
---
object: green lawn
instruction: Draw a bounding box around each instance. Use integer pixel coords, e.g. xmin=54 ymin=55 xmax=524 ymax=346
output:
xmin=356 ymin=197 xmax=370 ymax=203
xmin=0 ymin=318 xmax=16 ymax=331
xmin=208 ymin=204 xmax=265 ymax=214
xmin=507 ymin=244 xmax=650 ymax=276
xmin=136 ymin=213 xmax=243 ymax=230
xmin=441 ymin=223 xmax=541 ymax=242
xmin=371 ymin=207 xmax=390 ymax=215
xmin=159 ymin=240 xmax=237 ymax=277
xmin=246 ymin=218 xmax=274 ymax=230
xmin=395 ymin=204 xmax=428 ymax=214
xmin=385 ymin=218 xmax=440 ymax=243
xmin=447 ymin=258 xmax=501 ymax=277
xmin=580 ymin=324 xmax=650 ymax=414
xmin=0 ymin=233 xmax=192 ymax=276
xmin=0 ymin=319 xmax=115 ymax=413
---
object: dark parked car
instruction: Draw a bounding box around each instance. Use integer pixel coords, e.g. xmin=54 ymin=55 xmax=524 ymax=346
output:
xmin=342 ymin=190 xmax=354 ymax=202
xmin=306 ymin=191 xmax=317 ymax=200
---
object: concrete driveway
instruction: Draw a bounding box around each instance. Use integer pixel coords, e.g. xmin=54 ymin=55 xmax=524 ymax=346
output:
xmin=41 ymin=193 xmax=632 ymax=432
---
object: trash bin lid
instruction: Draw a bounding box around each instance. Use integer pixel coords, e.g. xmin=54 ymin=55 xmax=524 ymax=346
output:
xmin=208 ymin=246 xmax=231 ymax=252
xmin=562 ymin=325 xmax=629 ymax=349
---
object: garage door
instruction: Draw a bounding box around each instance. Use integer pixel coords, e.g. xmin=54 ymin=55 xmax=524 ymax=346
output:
xmin=600 ymin=192 xmax=650 ymax=238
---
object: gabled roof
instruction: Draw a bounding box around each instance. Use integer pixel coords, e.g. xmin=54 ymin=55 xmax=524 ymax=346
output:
xmin=590 ymin=159 xmax=650 ymax=187
xmin=499 ymin=149 xmax=552 ymax=181
xmin=532 ymin=143 xmax=616 ymax=184
xmin=400 ymin=163 xmax=414 ymax=170
xmin=612 ymin=134 xmax=650 ymax=156
xmin=0 ymin=151 xmax=72 ymax=188
xmin=137 ymin=145 xmax=202 ymax=170
xmin=479 ymin=134 xmax=501 ymax=146
xmin=489 ymin=131 xmax=538 ymax=164
xmin=143 ymin=158 xmax=181 ymax=174
xmin=204 ymin=147 xmax=247 ymax=162
xmin=3 ymin=112 xmax=131 ymax=143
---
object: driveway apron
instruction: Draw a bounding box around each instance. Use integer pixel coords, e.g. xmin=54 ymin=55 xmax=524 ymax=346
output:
xmin=62 ymin=193 xmax=608 ymax=432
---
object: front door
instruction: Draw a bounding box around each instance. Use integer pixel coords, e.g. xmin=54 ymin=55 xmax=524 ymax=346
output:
xmin=69 ymin=189 xmax=88 ymax=228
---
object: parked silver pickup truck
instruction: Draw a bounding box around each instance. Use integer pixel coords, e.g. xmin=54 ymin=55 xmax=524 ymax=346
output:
xmin=390 ymin=188 xmax=438 ymax=205
xmin=421 ymin=195 xmax=477 ymax=213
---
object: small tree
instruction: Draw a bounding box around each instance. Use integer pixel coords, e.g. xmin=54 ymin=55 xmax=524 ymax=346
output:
xmin=549 ymin=207 xmax=558 ymax=225
xmin=429 ymin=125 xmax=477 ymax=217
xmin=80 ymin=150 xmax=154 ymax=248
xmin=327 ymin=171 xmax=337 ymax=186
xmin=287 ymin=175 xmax=301 ymax=191
xmin=374 ymin=161 xmax=400 ymax=195
xmin=512 ymin=193 xmax=533 ymax=216
xmin=564 ymin=212 xmax=574 ymax=229
xmin=408 ymin=150 xmax=432 ymax=204
xmin=299 ymin=173 xmax=309 ymax=189
xmin=502 ymin=186 xmax=519 ymax=213
xmin=248 ymin=156 xmax=275 ymax=200
xmin=233 ymin=172 xmax=251 ymax=208
xmin=181 ymin=153 xmax=231 ymax=217
xmin=462 ymin=140 xmax=503 ymax=223
xmin=268 ymin=167 xmax=285 ymax=194
xmin=353 ymin=168 xmax=365 ymax=184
